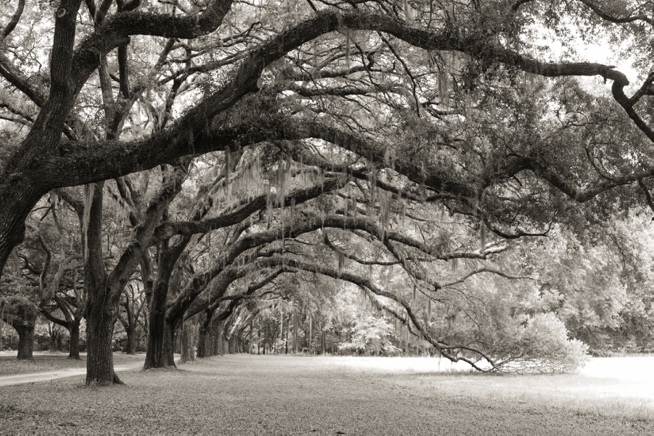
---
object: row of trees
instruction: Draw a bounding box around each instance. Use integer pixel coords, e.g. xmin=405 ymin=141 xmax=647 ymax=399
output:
xmin=3 ymin=147 xmax=652 ymax=372
xmin=1 ymin=0 xmax=654 ymax=384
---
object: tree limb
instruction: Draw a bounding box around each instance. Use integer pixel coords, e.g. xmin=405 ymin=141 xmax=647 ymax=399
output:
xmin=0 ymin=0 xmax=26 ymax=42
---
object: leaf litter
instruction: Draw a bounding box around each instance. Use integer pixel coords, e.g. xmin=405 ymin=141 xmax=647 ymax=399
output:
xmin=0 ymin=354 xmax=652 ymax=434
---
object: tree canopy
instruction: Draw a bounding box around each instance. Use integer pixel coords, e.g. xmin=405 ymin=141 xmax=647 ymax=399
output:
xmin=1 ymin=0 xmax=654 ymax=382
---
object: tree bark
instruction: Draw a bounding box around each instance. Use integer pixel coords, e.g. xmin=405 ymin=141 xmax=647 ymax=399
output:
xmin=143 ymin=235 xmax=189 ymax=369
xmin=214 ymin=323 xmax=224 ymax=355
xmin=197 ymin=310 xmax=212 ymax=358
xmin=285 ymin=318 xmax=289 ymax=354
xmin=3 ymin=298 xmax=38 ymax=360
xmin=308 ymin=314 xmax=312 ymax=354
xmin=40 ymin=308 xmax=83 ymax=359
xmin=293 ymin=307 xmax=298 ymax=354
xmin=0 ymin=182 xmax=43 ymax=275
xmin=15 ymin=324 xmax=34 ymax=360
xmin=85 ymin=301 xmax=123 ymax=386
xmin=163 ymin=319 xmax=177 ymax=366
xmin=124 ymin=327 xmax=136 ymax=355
xmin=197 ymin=325 xmax=208 ymax=358
xmin=68 ymin=320 xmax=81 ymax=360
xmin=180 ymin=320 xmax=195 ymax=363
xmin=143 ymin=280 xmax=170 ymax=368
xmin=84 ymin=182 xmax=123 ymax=386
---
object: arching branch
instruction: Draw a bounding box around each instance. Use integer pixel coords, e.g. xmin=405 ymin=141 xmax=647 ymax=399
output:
xmin=0 ymin=0 xmax=26 ymax=42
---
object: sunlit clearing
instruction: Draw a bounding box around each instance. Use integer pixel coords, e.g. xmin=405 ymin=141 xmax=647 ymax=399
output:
xmin=326 ymin=355 xmax=477 ymax=374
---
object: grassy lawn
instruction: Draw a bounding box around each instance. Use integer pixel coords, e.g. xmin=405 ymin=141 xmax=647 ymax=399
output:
xmin=0 ymin=355 xmax=652 ymax=434
xmin=0 ymin=352 xmax=144 ymax=376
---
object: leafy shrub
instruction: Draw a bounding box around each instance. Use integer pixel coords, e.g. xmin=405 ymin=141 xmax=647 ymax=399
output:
xmin=338 ymin=315 xmax=401 ymax=356
xmin=494 ymin=313 xmax=590 ymax=373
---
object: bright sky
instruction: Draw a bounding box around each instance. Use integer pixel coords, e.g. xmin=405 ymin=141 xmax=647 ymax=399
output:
xmin=527 ymin=18 xmax=644 ymax=95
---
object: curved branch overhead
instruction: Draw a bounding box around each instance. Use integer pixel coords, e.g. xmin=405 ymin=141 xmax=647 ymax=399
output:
xmin=0 ymin=0 xmax=653 ymax=377
xmin=0 ymin=0 xmax=25 ymax=41
xmin=185 ymin=255 xmax=499 ymax=370
xmin=2 ymin=7 xmax=648 ymax=191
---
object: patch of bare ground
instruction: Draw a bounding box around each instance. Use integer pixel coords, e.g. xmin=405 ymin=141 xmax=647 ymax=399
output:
xmin=0 ymin=355 xmax=652 ymax=434
xmin=0 ymin=352 xmax=144 ymax=376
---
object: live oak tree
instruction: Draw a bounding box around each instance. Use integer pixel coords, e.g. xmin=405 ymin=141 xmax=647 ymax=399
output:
xmin=0 ymin=197 xmax=83 ymax=359
xmin=30 ymin=194 xmax=86 ymax=360
xmin=0 ymin=295 xmax=38 ymax=359
xmin=153 ymin=155 xmax=582 ymax=371
xmin=3 ymin=0 xmax=654 ymax=381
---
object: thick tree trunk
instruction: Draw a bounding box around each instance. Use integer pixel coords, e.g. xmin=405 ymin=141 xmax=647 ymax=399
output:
xmin=84 ymin=182 xmax=123 ymax=386
xmin=164 ymin=319 xmax=177 ymax=366
xmin=143 ymin=276 xmax=175 ymax=368
xmin=180 ymin=321 xmax=195 ymax=363
xmin=144 ymin=306 xmax=166 ymax=368
xmin=228 ymin=336 xmax=235 ymax=354
xmin=197 ymin=310 xmax=212 ymax=358
xmin=15 ymin=325 xmax=34 ymax=360
xmin=124 ymin=327 xmax=136 ymax=355
xmin=85 ymin=302 xmax=122 ymax=385
xmin=145 ymin=313 xmax=177 ymax=369
xmin=143 ymin=236 xmax=187 ymax=369
xmin=211 ymin=331 xmax=219 ymax=355
xmin=197 ymin=325 xmax=207 ymax=358
xmin=68 ymin=320 xmax=81 ymax=360
xmin=6 ymin=299 xmax=39 ymax=360
xmin=212 ymin=322 xmax=223 ymax=355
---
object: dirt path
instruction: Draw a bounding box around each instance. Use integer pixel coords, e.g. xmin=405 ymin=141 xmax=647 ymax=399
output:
xmin=0 ymin=355 xmax=652 ymax=434
xmin=0 ymin=362 xmax=142 ymax=387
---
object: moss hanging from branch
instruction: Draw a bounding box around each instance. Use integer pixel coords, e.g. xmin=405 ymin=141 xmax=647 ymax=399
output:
xmin=81 ymin=183 xmax=95 ymax=264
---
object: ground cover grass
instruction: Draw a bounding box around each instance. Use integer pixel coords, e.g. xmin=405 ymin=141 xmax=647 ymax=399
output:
xmin=332 ymin=355 xmax=654 ymax=421
xmin=0 ymin=352 xmax=144 ymax=376
xmin=1 ymin=354 xmax=652 ymax=434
